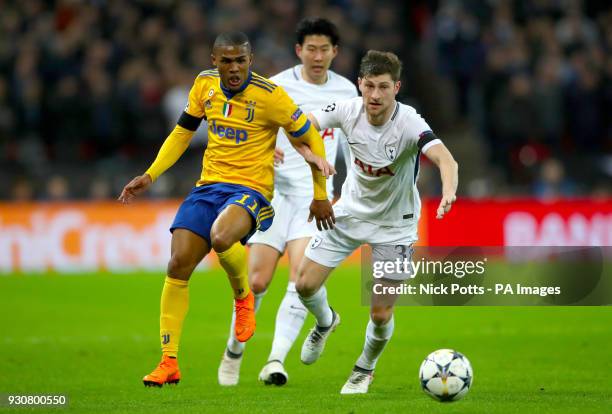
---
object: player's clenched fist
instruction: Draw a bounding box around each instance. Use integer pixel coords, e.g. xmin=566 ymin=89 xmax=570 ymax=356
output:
xmin=118 ymin=174 xmax=153 ymax=204
xmin=308 ymin=199 xmax=335 ymax=230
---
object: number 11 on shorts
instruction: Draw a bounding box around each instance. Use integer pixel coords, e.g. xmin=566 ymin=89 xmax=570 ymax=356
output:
xmin=235 ymin=194 xmax=258 ymax=213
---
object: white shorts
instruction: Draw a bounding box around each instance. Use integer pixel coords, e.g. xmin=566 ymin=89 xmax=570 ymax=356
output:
xmin=305 ymin=205 xmax=417 ymax=280
xmin=248 ymin=192 xmax=316 ymax=253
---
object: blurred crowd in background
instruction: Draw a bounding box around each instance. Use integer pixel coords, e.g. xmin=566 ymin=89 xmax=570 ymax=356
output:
xmin=0 ymin=0 xmax=610 ymax=201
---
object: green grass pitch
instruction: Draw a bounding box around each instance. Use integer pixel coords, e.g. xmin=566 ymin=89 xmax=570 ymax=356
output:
xmin=1 ymin=265 xmax=610 ymax=413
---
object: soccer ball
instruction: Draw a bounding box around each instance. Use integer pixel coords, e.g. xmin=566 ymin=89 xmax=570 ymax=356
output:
xmin=419 ymin=349 xmax=473 ymax=402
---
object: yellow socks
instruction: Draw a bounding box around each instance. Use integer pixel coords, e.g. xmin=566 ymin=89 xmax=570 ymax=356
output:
xmin=160 ymin=276 xmax=189 ymax=357
xmin=158 ymin=243 xmax=247 ymax=358
xmin=217 ymin=243 xmax=250 ymax=299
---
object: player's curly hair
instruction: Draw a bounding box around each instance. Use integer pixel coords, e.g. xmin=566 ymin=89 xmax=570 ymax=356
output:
xmin=359 ymin=50 xmax=402 ymax=82
xmin=296 ymin=18 xmax=340 ymax=46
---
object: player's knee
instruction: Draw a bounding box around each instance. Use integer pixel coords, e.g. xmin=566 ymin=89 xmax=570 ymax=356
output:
xmin=370 ymin=306 xmax=393 ymax=325
xmin=167 ymin=253 xmax=195 ymax=280
xmin=295 ymin=278 xmax=308 ymax=297
xmin=295 ymin=277 xmax=318 ymax=298
xmin=250 ymin=272 xmax=269 ymax=294
xmin=210 ymin=231 xmax=234 ymax=253
xmin=295 ymin=265 xmax=314 ymax=297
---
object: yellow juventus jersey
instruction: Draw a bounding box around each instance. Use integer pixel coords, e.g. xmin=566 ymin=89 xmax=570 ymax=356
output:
xmin=184 ymin=69 xmax=312 ymax=201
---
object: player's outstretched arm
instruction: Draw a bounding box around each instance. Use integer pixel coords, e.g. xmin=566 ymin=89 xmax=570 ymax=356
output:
xmin=118 ymin=174 xmax=153 ymax=204
xmin=288 ymin=137 xmax=336 ymax=179
xmin=291 ymin=122 xmax=336 ymax=230
xmin=288 ymin=113 xmax=336 ymax=177
xmin=273 ymin=86 xmax=335 ymax=229
xmin=424 ymin=143 xmax=459 ymax=219
xmin=118 ymin=125 xmax=194 ymax=204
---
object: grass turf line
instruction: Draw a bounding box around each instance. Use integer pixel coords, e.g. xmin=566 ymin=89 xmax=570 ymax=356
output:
xmin=1 ymin=266 xmax=611 ymax=413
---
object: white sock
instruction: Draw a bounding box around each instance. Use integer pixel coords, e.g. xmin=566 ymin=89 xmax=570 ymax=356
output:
xmin=226 ymin=290 xmax=266 ymax=355
xmin=299 ymin=285 xmax=332 ymax=328
xmin=254 ymin=290 xmax=265 ymax=312
xmin=355 ymin=316 xmax=394 ymax=371
xmin=268 ymin=282 xmax=307 ymax=363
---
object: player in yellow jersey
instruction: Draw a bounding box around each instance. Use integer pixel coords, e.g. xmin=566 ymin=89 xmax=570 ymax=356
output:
xmin=118 ymin=31 xmax=335 ymax=387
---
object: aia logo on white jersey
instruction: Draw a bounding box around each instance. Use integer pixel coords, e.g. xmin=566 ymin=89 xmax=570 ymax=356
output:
xmin=385 ymin=144 xmax=397 ymax=161
xmin=321 ymin=128 xmax=334 ymax=140
xmin=354 ymin=157 xmax=395 ymax=177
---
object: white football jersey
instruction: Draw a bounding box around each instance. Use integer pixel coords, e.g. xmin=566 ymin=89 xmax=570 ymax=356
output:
xmin=272 ymin=65 xmax=357 ymax=197
xmin=311 ymin=97 xmax=441 ymax=232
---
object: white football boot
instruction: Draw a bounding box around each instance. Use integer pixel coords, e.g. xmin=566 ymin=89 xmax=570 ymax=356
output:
xmin=340 ymin=370 xmax=374 ymax=394
xmin=300 ymin=310 xmax=340 ymax=365
xmin=258 ymin=360 xmax=288 ymax=386
xmin=218 ymin=350 xmax=242 ymax=386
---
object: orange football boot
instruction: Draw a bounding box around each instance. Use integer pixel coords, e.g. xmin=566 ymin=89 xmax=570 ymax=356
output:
xmin=234 ymin=290 xmax=256 ymax=342
xmin=143 ymin=355 xmax=181 ymax=387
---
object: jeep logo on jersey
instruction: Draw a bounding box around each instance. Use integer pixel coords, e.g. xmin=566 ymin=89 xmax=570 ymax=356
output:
xmin=354 ymin=157 xmax=395 ymax=177
xmin=210 ymin=120 xmax=248 ymax=144
xmin=385 ymin=144 xmax=397 ymax=161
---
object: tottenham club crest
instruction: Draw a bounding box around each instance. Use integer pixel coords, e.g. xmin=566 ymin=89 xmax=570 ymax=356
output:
xmin=310 ymin=236 xmax=322 ymax=249
xmin=385 ymin=144 xmax=397 ymax=161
